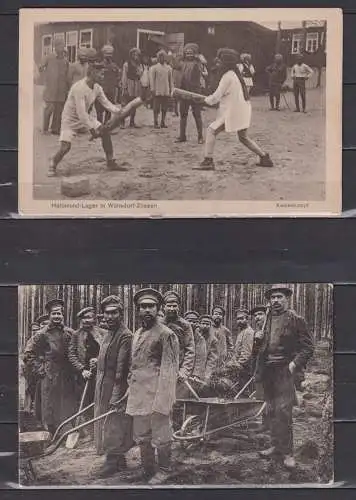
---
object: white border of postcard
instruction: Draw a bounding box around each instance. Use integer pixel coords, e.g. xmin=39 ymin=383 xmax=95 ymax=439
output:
xmin=18 ymin=8 xmax=342 ymax=218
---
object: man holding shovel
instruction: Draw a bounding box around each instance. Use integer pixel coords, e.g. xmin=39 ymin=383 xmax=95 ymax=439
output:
xmin=68 ymin=307 xmax=105 ymax=441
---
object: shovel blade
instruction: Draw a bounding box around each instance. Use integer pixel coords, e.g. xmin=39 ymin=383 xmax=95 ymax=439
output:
xmin=65 ymin=431 xmax=80 ymax=449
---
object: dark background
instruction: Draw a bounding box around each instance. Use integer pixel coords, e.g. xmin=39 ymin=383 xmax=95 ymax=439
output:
xmin=1 ymin=0 xmax=356 ymax=498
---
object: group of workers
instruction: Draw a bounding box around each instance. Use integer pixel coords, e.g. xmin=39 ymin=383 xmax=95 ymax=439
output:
xmin=22 ymin=284 xmax=314 ymax=483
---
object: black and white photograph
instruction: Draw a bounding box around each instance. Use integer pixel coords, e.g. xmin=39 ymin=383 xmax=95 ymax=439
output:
xmin=19 ymin=283 xmax=333 ymax=487
xmin=18 ymin=8 xmax=342 ymax=217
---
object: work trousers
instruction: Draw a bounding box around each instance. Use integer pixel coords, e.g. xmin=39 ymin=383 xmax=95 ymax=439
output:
xmin=43 ymin=101 xmax=64 ymax=134
xmin=262 ymin=364 xmax=296 ymax=455
xmin=133 ymin=412 xmax=172 ymax=448
xmin=293 ymin=78 xmax=307 ymax=111
xmin=179 ymin=99 xmax=203 ymax=140
xmin=269 ymin=84 xmax=282 ymax=109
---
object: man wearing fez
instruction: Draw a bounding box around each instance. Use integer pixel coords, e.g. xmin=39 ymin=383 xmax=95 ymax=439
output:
xmin=68 ymin=307 xmax=105 ymax=432
xmin=257 ymin=285 xmax=314 ymax=469
xmin=23 ymin=299 xmax=76 ymax=435
xmin=211 ymin=305 xmax=233 ymax=367
xmin=126 ymin=288 xmax=179 ymax=484
xmin=92 ymin=295 xmax=133 ymax=477
xmin=162 ymin=291 xmax=195 ymax=389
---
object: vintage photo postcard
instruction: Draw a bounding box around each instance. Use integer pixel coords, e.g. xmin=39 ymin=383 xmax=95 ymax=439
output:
xmin=19 ymin=283 xmax=333 ymax=487
xmin=19 ymin=8 xmax=342 ymax=218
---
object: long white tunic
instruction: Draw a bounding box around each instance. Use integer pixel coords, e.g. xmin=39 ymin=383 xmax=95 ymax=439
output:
xmin=205 ymin=70 xmax=251 ymax=133
xmin=61 ymin=78 xmax=120 ymax=132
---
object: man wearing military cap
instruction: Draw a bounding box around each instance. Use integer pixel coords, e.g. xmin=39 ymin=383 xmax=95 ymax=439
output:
xmin=193 ymin=315 xmax=218 ymax=384
xmin=68 ymin=306 xmax=106 ymax=435
xmin=37 ymin=314 xmax=50 ymax=329
xmin=23 ymin=298 xmax=76 ymax=436
xmin=211 ymin=305 xmax=234 ymax=367
xmin=126 ymin=288 xmax=179 ymax=485
xmin=256 ymin=285 xmax=314 ymax=469
xmin=162 ymin=290 xmax=195 ymax=389
xmin=92 ymin=295 xmax=133 ymax=477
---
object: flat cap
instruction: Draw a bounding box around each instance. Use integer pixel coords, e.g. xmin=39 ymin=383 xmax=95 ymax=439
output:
xmin=77 ymin=306 xmax=95 ymax=319
xmin=134 ymin=288 xmax=163 ymax=306
xmin=265 ymin=285 xmax=293 ymax=300
xmin=235 ymin=307 xmax=249 ymax=316
xmin=45 ymin=299 xmax=64 ymax=313
xmin=36 ymin=314 xmax=49 ymax=325
xmin=100 ymin=295 xmax=123 ymax=312
xmin=199 ymin=314 xmax=213 ymax=322
xmin=212 ymin=305 xmax=225 ymax=315
xmin=250 ymin=305 xmax=267 ymax=315
xmin=163 ymin=290 xmax=181 ymax=304
xmin=184 ymin=310 xmax=200 ymax=320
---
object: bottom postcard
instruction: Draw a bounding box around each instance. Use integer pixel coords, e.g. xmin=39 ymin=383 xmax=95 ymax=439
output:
xmin=18 ymin=283 xmax=333 ymax=487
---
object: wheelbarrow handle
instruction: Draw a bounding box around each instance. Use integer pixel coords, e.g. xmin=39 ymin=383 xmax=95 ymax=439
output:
xmin=233 ymin=376 xmax=255 ymax=400
xmin=42 ymin=391 xmax=129 ymax=457
xmin=184 ymin=379 xmax=200 ymax=401
xmin=50 ymin=402 xmax=94 ymax=444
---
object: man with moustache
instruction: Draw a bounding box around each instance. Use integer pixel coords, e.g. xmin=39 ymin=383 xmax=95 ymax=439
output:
xmin=257 ymin=285 xmax=314 ymax=469
xmin=162 ymin=291 xmax=195 ymax=394
xmin=23 ymin=299 xmax=76 ymax=436
xmin=126 ymin=288 xmax=179 ymax=485
xmin=93 ymin=296 xmax=133 ymax=477
xmin=211 ymin=305 xmax=233 ymax=367
xmin=184 ymin=311 xmax=208 ymax=390
xmin=195 ymin=314 xmax=218 ymax=385
xmin=68 ymin=307 xmax=106 ymax=433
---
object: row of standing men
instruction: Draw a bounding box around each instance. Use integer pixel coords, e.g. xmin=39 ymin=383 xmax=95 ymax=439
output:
xmin=22 ymin=284 xmax=313 ymax=482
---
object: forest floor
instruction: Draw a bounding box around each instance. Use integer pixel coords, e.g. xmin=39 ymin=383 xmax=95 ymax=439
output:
xmin=20 ymin=341 xmax=333 ymax=487
xmin=32 ymin=85 xmax=326 ymax=203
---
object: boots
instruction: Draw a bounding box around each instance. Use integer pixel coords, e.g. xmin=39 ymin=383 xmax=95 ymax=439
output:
xmin=97 ymin=454 xmax=127 ymax=478
xmin=140 ymin=443 xmax=156 ymax=479
xmin=148 ymin=445 xmax=171 ymax=485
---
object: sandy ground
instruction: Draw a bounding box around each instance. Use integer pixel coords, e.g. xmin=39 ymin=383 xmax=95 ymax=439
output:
xmin=20 ymin=342 xmax=332 ymax=487
xmin=32 ymin=85 xmax=326 ymax=202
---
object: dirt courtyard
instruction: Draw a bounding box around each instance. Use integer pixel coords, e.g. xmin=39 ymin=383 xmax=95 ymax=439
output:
xmin=21 ymin=342 xmax=332 ymax=487
xmin=32 ymin=85 xmax=326 ymax=202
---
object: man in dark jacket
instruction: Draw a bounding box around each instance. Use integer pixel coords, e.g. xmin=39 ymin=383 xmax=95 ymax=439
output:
xmin=68 ymin=307 xmax=105 ymax=432
xmin=162 ymin=290 xmax=195 ymax=398
xmin=93 ymin=295 xmax=134 ymax=477
xmin=23 ymin=299 xmax=76 ymax=435
xmin=175 ymin=43 xmax=204 ymax=144
xmin=266 ymin=54 xmax=287 ymax=111
xmin=257 ymin=285 xmax=314 ymax=469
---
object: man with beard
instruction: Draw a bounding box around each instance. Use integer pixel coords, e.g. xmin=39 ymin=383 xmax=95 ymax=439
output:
xmin=183 ymin=310 xmax=206 ymax=390
xmin=68 ymin=307 xmax=105 ymax=435
xmin=257 ymin=285 xmax=314 ymax=469
xmin=126 ymin=288 xmax=179 ymax=485
xmin=162 ymin=291 xmax=195 ymax=397
xmin=175 ymin=43 xmax=204 ymax=144
xmin=93 ymin=296 xmax=133 ymax=477
xmin=23 ymin=299 xmax=76 ymax=436
xmin=96 ymin=44 xmax=121 ymax=123
xmin=195 ymin=314 xmax=218 ymax=385
xmin=211 ymin=305 xmax=233 ymax=368
xmin=121 ymin=47 xmax=144 ymax=128
xmin=218 ymin=308 xmax=255 ymax=396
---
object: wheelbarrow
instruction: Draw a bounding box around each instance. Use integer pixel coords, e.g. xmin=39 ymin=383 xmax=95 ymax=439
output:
xmin=173 ymin=377 xmax=266 ymax=444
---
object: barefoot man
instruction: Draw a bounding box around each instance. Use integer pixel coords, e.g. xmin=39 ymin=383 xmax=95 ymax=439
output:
xmin=48 ymin=60 xmax=124 ymax=177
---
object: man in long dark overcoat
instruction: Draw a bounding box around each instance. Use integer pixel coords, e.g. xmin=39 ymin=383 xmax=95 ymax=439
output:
xmin=93 ymin=295 xmax=134 ymax=477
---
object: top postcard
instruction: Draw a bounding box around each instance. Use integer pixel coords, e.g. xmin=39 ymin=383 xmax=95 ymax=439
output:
xmin=18 ymin=8 xmax=342 ymax=218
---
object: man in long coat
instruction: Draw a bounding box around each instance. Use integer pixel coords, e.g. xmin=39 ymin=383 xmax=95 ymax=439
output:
xmin=257 ymin=285 xmax=314 ymax=469
xmin=93 ymin=295 xmax=134 ymax=477
xmin=211 ymin=305 xmax=233 ymax=367
xmin=39 ymin=39 xmax=69 ymax=135
xmin=162 ymin=290 xmax=195 ymax=398
xmin=126 ymin=288 xmax=179 ymax=485
xmin=23 ymin=299 xmax=76 ymax=435
xmin=68 ymin=306 xmax=105 ymax=433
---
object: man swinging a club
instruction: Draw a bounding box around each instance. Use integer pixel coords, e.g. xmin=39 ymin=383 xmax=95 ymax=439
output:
xmin=48 ymin=59 xmax=125 ymax=177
